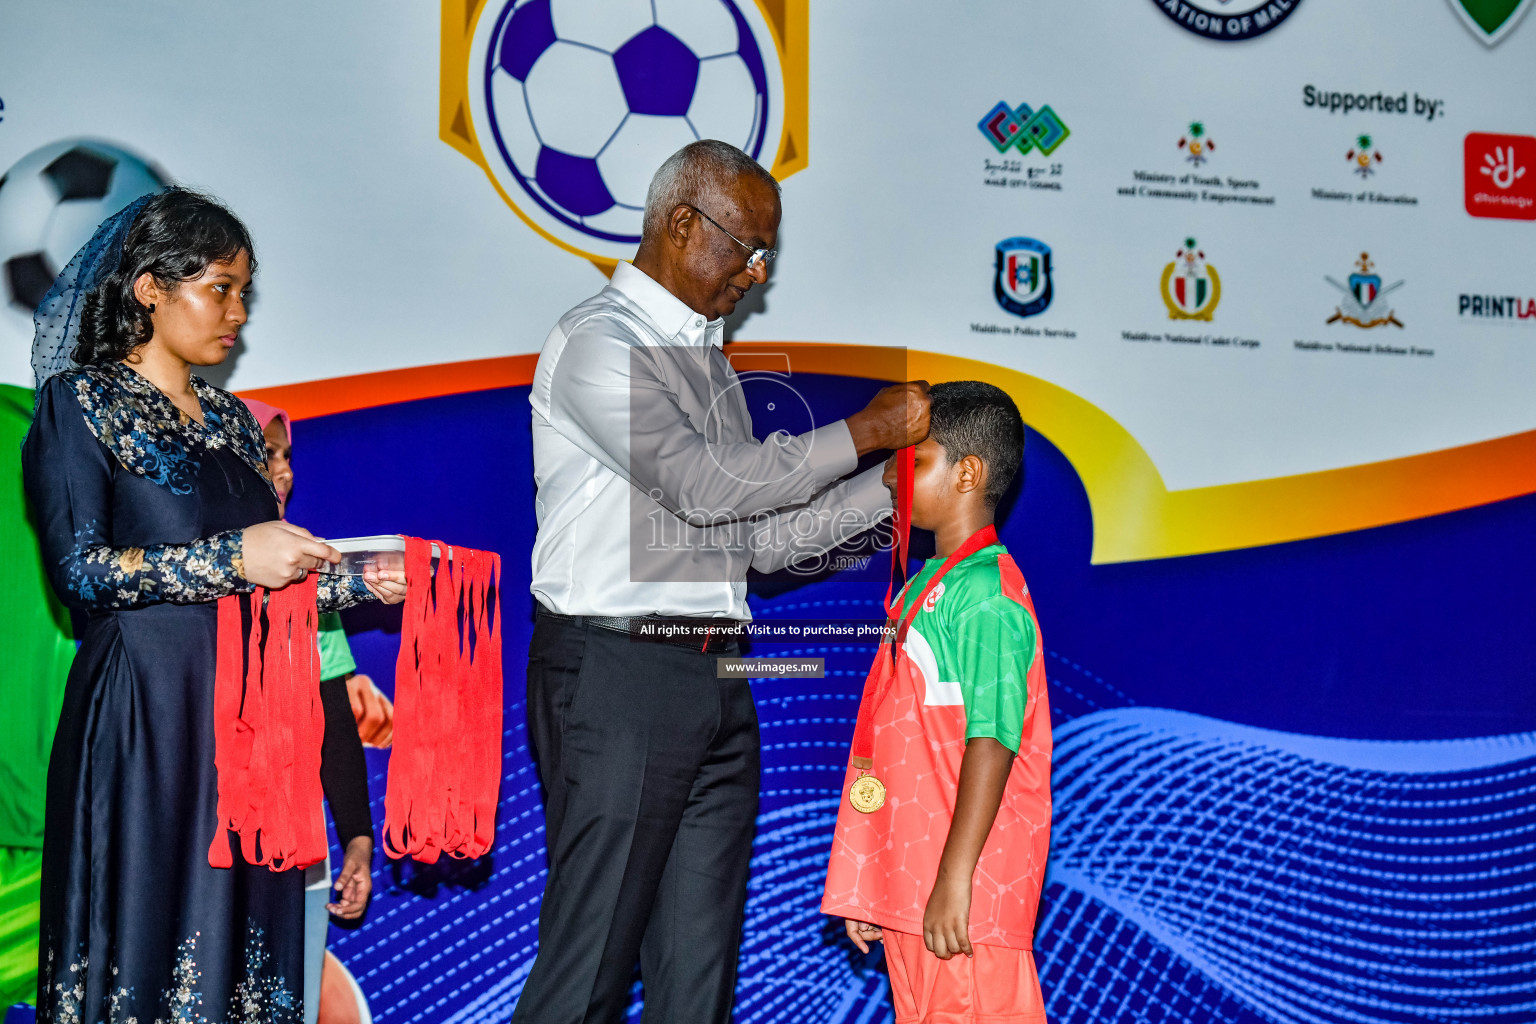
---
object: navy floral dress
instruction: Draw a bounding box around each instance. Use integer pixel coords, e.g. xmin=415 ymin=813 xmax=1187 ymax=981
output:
xmin=22 ymin=362 xmax=371 ymax=1024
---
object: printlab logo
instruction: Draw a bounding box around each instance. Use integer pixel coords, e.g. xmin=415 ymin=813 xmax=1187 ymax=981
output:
xmin=1160 ymin=238 xmax=1220 ymax=321
xmin=994 ymin=238 xmax=1053 ymax=318
xmin=1327 ymin=253 xmax=1404 ymax=328
xmin=1178 ymin=122 xmax=1215 ymax=166
xmin=1445 ymin=0 xmax=1533 ymax=45
xmin=1459 ymin=292 xmax=1536 ymax=322
xmin=977 ymin=102 xmax=1071 ymax=156
xmin=1347 ymin=135 xmax=1383 ymax=178
xmin=1147 ymin=0 xmax=1305 ymax=40
xmin=1465 ymin=133 xmax=1536 ymax=220
xmin=441 ymin=0 xmax=807 ymax=266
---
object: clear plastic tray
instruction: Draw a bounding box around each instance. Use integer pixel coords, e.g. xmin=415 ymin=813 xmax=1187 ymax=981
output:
xmin=318 ymin=535 xmax=442 ymax=576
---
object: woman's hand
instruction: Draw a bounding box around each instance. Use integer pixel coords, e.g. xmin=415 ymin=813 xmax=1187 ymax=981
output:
xmin=240 ymin=521 xmax=340 ymax=588
xmin=361 ymin=568 xmax=407 ymax=605
xmin=326 ymin=835 xmax=374 ymax=920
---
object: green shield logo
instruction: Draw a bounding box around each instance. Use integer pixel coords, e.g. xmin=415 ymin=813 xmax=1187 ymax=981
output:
xmin=1448 ymin=0 xmax=1534 ymax=44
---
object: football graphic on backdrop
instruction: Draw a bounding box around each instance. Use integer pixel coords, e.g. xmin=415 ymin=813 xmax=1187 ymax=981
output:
xmin=0 ymin=139 xmax=166 ymax=382
xmin=473 ymin=0 xmax=782 ymax=262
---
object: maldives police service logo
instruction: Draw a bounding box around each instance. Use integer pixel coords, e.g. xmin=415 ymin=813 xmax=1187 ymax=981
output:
xmin=1147 ymin=0 xmax=1305 ymax=41
xmin=441 ymin=0 xmax=806 ymax=266
xmin=995 ymin=238 xmax=1053 ymax=319
xmin=1446 ymin=0 xmax=1533 ymax=45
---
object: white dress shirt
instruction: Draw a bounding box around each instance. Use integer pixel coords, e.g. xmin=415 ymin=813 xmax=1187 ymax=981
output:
xmin=530 ymin=262 xmax=891 ymax=619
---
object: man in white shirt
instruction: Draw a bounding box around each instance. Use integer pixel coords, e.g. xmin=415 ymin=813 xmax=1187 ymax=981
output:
xmin=513 ymin=140 xmax=929 ymax=1024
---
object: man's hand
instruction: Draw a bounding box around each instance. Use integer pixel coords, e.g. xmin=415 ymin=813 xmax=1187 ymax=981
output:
xmin=923 ymin=874 xmax=973 ymax=960
xmin=843 ymin=917 xmax=884 ymax=954
xmin=845 ymin=381 xmax=931 ymax=456
xmin=347 ymin=674 xmax=394 ymax=748
xmin=326 ymin=835 xmax=374 ymax=920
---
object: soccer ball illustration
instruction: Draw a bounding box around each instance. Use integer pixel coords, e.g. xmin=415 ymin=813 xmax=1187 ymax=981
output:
xmin=0 ymin=139 xmax=167 ymax=321
xmin=476 ymin=0 xmax=777 ymax=256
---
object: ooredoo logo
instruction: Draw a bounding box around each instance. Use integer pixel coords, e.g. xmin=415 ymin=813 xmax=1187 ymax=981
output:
xmin=1465 ymin=132 xmax=1536 ymax=220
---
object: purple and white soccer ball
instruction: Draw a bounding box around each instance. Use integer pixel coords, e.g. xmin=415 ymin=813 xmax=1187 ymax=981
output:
xmin=478 ymin=0 xmax=776 ymax=256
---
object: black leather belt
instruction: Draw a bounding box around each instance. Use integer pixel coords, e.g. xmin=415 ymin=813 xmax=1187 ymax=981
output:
xmin=540 ymin=607 xmax=744 ymax=654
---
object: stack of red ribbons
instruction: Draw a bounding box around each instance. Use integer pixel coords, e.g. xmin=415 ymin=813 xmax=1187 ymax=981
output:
xmin=208 ymin=536 xmax=503 ymax=871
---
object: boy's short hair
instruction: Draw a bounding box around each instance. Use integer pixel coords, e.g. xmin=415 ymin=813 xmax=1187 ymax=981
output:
xmin=928 ymin=381 xmax=1025 ymax=509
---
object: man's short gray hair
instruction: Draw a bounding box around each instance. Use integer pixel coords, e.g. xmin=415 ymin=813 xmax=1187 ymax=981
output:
xmin=643 ymin=140 xmax=780 ymax=238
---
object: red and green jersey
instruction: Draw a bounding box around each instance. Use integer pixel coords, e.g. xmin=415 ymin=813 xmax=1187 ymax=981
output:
xmin=821 ymin=542 xmax=1052 ymax=949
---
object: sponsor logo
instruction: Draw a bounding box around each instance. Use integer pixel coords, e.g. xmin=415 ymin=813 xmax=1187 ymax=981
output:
xmin=441 ymin=0 xmax=808 ymax=266
xmin=1147 ymin=0 xmax=1305 ymax=41
xmin=1459 ymin=293 xmax=1536 ymax=321
xmin=1465 ymin=133 xmax=1536 ymax=220
xmin=1178 ymin=122 xmax=1215 ymax=166
xmin=1326 ymin=253 xmax=1404 ymax=328
xmin=1446 ymin=0 xmax=1533 ymax=45
xmin=1160 ymin=238 xmax=1221 ymax=321
xmin=923 ymin=581 xmax=946 ymax=613
xmin=977 ymin=102 xmax=1071 ymax=156
xmin=1347 ymin=135 xmax=1383 ymax=178
xmin=994 ymin=238 xmax=1053 ymax=319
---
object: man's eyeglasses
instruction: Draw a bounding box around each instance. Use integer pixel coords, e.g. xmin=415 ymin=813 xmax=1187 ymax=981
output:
xmin=685 ymin=204 xmax=777 ymax=272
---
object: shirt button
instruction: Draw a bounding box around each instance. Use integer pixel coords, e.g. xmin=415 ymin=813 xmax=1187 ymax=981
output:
xmin=695 ymin=318 xmax=704 ymax=327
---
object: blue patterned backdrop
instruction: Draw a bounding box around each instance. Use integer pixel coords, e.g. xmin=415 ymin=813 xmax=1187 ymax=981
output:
xmin=283 ymin=374 xmax=1536 ymax=1023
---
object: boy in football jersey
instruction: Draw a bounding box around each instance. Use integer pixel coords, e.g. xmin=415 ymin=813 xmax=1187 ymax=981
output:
xmin=822 ymin=380 xmax=1051 ymax=1023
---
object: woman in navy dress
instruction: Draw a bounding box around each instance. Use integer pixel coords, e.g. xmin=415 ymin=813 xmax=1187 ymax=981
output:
xmin=22 ymin=189 xmax=405 ymax=1024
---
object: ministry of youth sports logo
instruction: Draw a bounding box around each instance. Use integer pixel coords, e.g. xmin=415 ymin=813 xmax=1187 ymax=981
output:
xmin=441 ymin=0 xmax=806 ymax=266
xmin=1147 ymin=0 xmax=1305 ymax=40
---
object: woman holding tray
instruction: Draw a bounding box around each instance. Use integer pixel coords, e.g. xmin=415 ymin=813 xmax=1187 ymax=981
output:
xmin=21 ymin=188 xmax=406 ymax=1024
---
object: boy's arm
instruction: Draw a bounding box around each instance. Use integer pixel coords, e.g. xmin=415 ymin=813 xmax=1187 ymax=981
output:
xmin=923 ymin=737 xmax=1014 ymax=959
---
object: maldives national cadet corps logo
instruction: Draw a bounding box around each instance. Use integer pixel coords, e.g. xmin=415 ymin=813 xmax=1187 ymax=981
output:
xmin=994 ymin=238 xmax=1053 ymax=319
xmin=440 ymin=0 xmax=807 ymax=267
xmin=1445 ymin=0 xmax=1533 ymax=45
xmin=977 ymin=102 xmax=1071 ymax=156
xmin=1327 ymin=252 xmax=1405 ymax=328
xmin=1147 ymin=0 xmax=1305 ymax=40
xmin=1160 ymin=238 xmax=1220 ymax=321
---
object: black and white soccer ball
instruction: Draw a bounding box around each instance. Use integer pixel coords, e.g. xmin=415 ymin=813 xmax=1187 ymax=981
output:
xmin=0 ymin=139 xmax=167 ymax=330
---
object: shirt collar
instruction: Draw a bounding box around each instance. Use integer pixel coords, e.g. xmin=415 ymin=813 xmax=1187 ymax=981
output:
xmin=610 ymin=262 xmax=725 ymax=348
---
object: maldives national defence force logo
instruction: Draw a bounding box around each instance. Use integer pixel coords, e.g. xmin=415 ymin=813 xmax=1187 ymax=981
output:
xmin=1148 ymin=0 xmax=1305 ymax=40
xmin=995 ymin=238 xmax=1053 ymax=319
xmin=1327 ymin=253 xmax=1404 ymax=328
xmin=1160 ymin=238 xmax=1220 ymax=320
xmin=440 ymin=0 xmax=807 ymax=266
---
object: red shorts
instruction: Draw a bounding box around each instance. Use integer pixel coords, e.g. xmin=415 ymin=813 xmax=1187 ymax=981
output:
xmin=882 ymin=927 xmax=1046 ymax=1024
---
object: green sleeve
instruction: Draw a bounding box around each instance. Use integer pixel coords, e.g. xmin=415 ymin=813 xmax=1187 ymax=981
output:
xmin=951 ymin=594 xmax=1037 ymax=754
xmin=317 ymin=611 xmax=357 ymax=681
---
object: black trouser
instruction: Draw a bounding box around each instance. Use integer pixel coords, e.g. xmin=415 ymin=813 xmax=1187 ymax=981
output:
xmin=511 ymin=609 xmax=761 ymax=1024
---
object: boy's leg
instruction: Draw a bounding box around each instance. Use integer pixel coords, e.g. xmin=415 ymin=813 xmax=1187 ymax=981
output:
xmin=882 ymin=928 xmax=1046 ymax=1024
xmin=637 ymin=676 xmax=760 ymax=1024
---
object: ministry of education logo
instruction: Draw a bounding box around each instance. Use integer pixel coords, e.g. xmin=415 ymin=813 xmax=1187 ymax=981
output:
xmin=1348 ymin=135 xmax=1383 ymax=178
xmin=440 ymin=0 xmax=808 ymax=268
xmin=1147 ymin=0 xmax=1305 ymax=41
xmin=1445 ymin=0 xmax=1533 ymax=45
xmin=1160 ymin=238 xmax=1220 ymax=321
xmin=995 ymin=238 xmax=1053 ymax=319
xmin=1327 ymin=253 xmax=1404 ymax=328
xmin=977 ymin=102 xmax=1071 ymax=156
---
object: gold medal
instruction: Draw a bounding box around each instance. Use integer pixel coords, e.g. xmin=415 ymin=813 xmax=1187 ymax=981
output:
xmin=848 ymin=772 xmax=886 ymax=813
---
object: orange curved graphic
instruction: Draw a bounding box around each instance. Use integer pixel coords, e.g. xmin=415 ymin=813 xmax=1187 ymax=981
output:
xmin=241 ymin=343 xmax=1536 ymax=565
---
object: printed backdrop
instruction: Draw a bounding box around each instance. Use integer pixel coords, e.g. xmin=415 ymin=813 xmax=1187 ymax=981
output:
xmin=1 ymin=1 xmax=1534 ymax=1021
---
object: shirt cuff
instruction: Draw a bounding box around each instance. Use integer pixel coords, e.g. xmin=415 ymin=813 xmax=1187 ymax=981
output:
xmin=805 ymin=421 xmax=860 ymax=489
xmin=845 ymin=464 xmax=895 ymax=524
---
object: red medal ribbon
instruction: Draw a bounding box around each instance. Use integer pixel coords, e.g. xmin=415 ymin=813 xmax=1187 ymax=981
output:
xmin=849 ymin=499 xmax=1000 ymax=766
xmin=383 ymin=537 xmax=504 ymax=863
xmin=209 ymin=576 xmax=327 ymax=871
